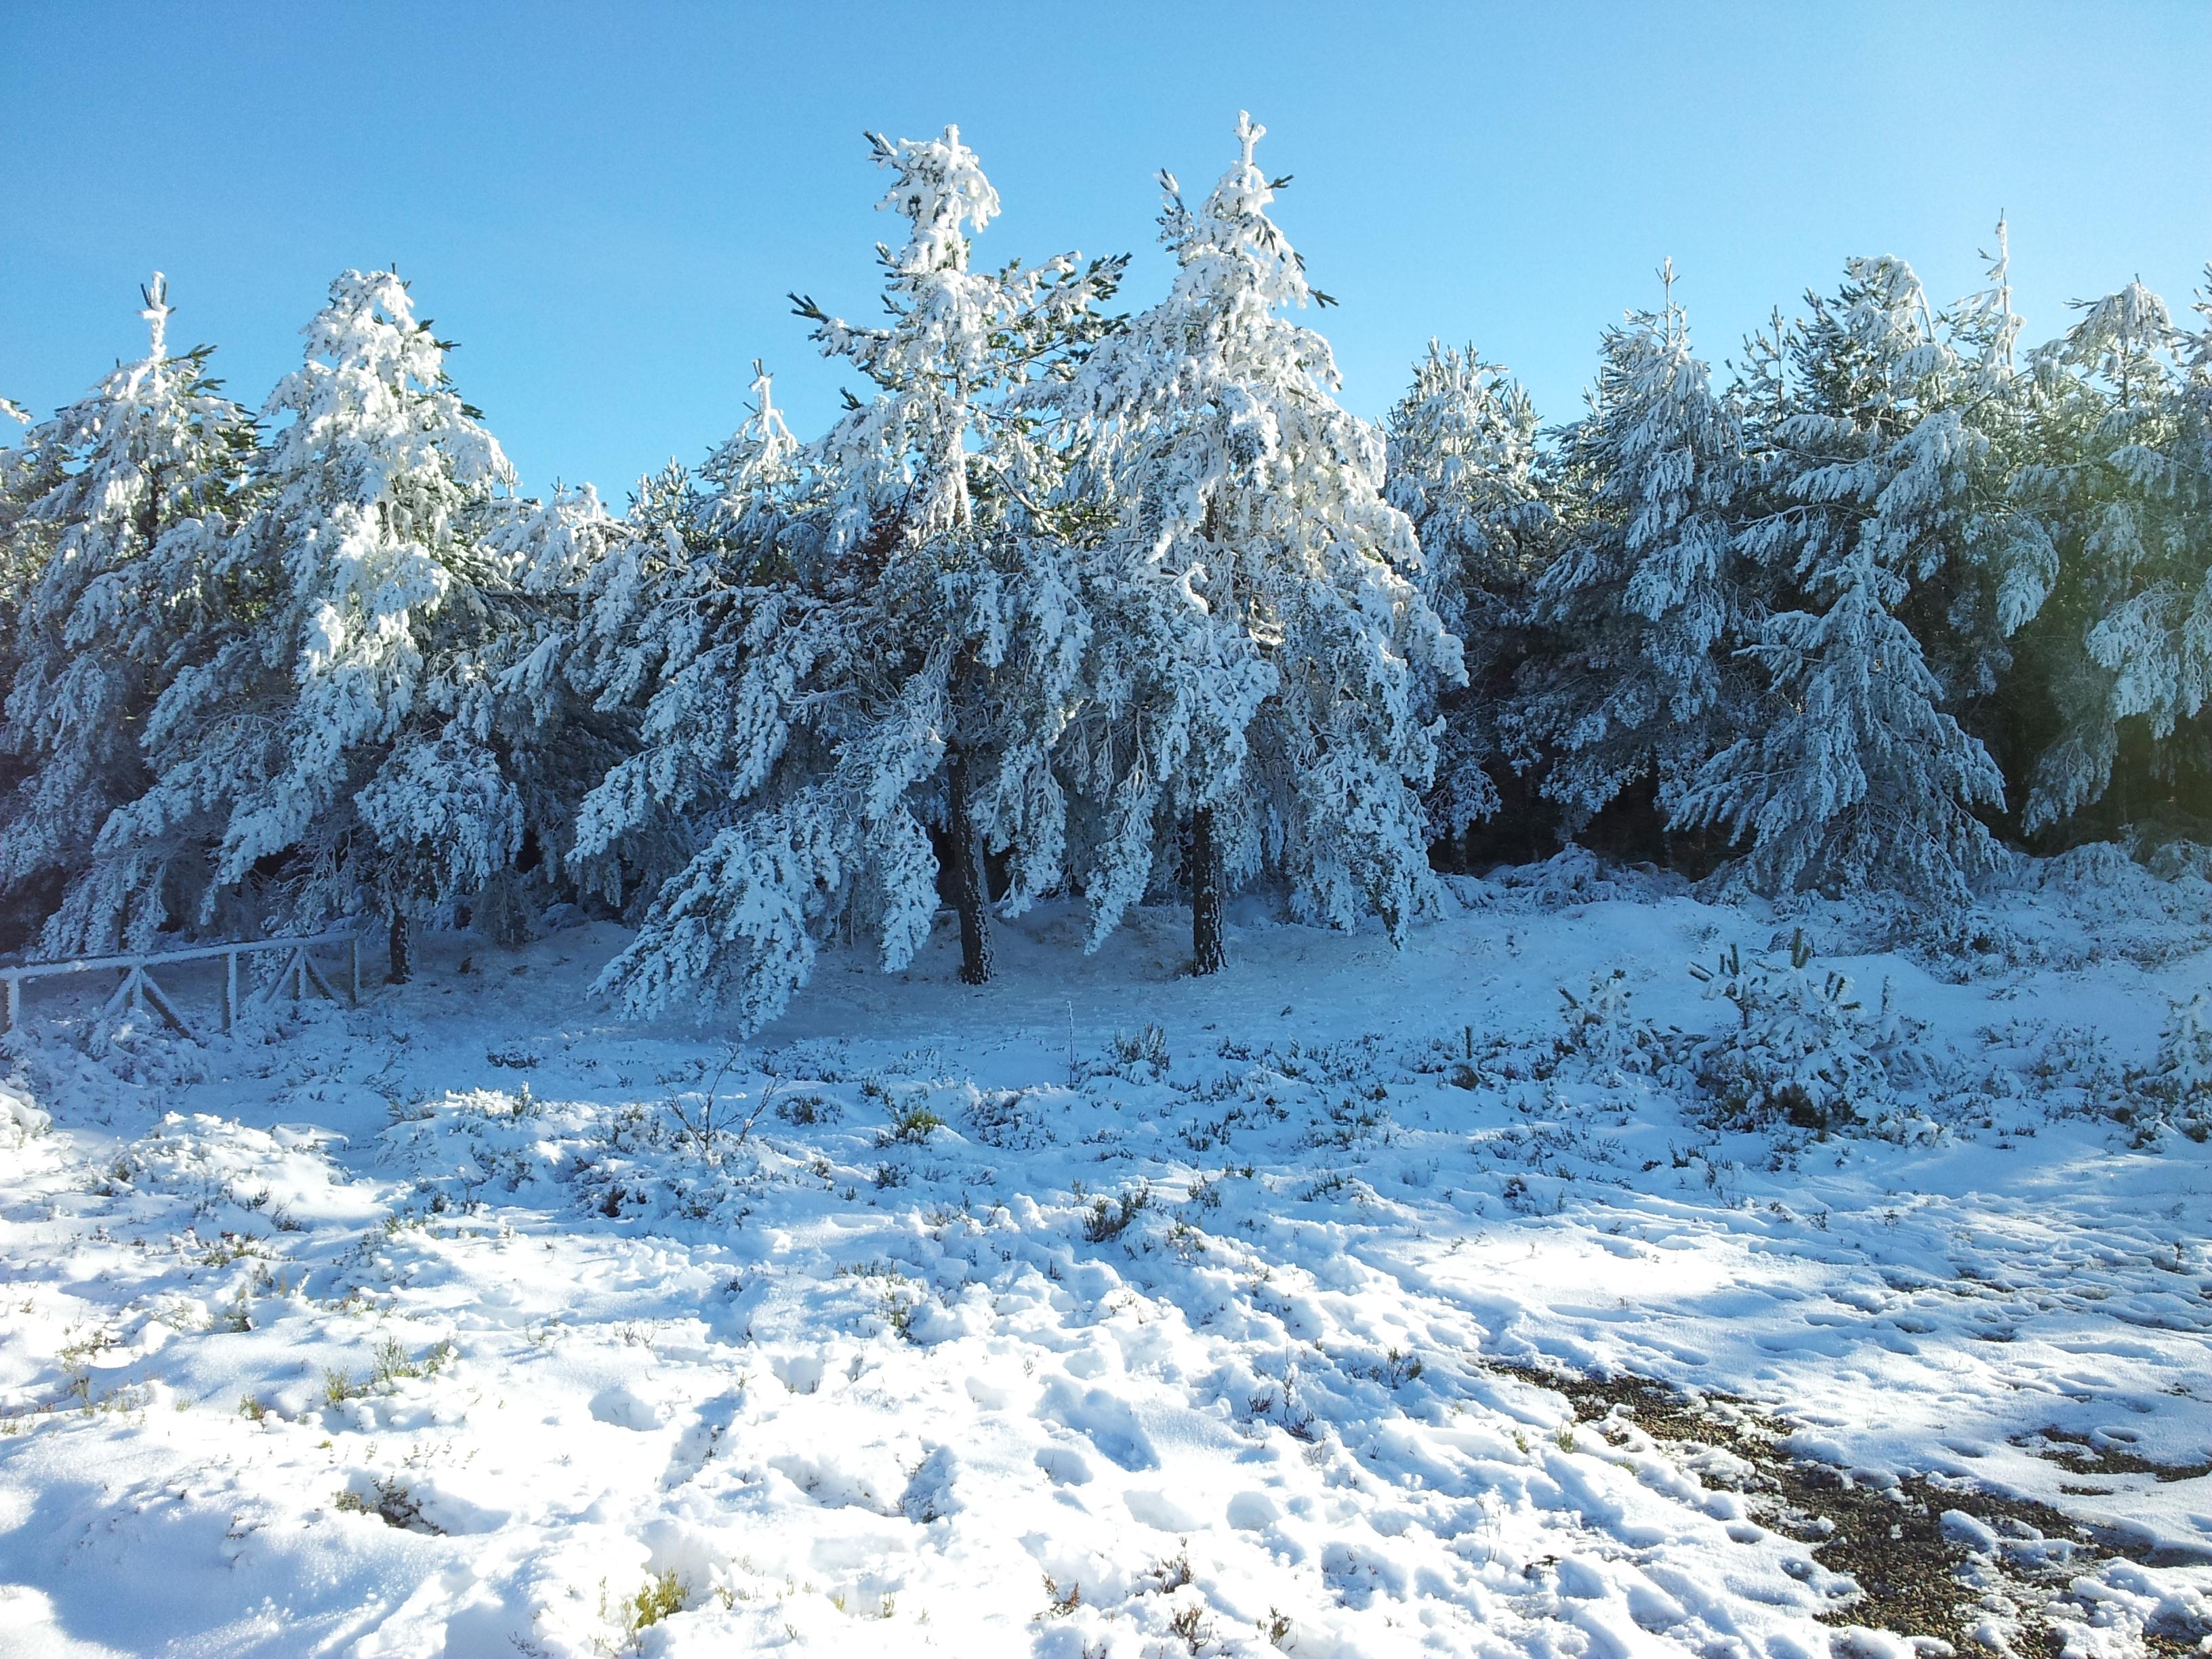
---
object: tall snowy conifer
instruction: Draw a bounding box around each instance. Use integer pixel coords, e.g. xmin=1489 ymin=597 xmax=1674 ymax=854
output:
xmin=1053 ymin=114 xmax=1462 ymax=973
xmin=1510 ymin=267 xmax=1750 ymax=825
xmin=1675 ymin=258 xmax=2005 ymax=901
xmin=0 ymin=380 xmax=52 ymax=909
xmin=1940 ymin=222 xmax=2046 ymax=769
xmin=0 ymin=277 xmax=257 ymax=954
xmin=368 ymin=478 xmax=632 ymax=949
xmin=1383 ymin=342 xmax=1553 ymax=842
xmin=2000 ymin=281 xmax=2209 ymax=834
xmin=101 ymin=270 xmax=522 ymax=970
xmin=565 ymin=390 xmax=827 ymax=930
xmin=1868 ymin=222 xmax=2042 ymax=758
xmin=581 ymin=129 xmax=1118 ymax=1029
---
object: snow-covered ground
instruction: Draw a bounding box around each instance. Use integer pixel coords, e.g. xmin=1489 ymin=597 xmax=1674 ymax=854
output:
xmin=1 ymin=851 xmax=2209 ymax=1658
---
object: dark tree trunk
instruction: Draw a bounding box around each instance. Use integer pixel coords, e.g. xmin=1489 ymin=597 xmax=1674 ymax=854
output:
xmin=1191 ymin=805 xmax=1226 ymax=977
xmin=387 ymin=909 xmax=414 ymax=985
xmin=945 ymin=746 xmax=994 ymax=986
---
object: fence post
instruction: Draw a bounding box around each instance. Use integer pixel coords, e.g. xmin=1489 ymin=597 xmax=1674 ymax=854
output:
xmin=350 ymin=936 xmax=361 ymax=1005
xmin=224 ymin=949 xmax=239 ymax=1033
xmin=3 ymin=976 xmax=16 ymax=1035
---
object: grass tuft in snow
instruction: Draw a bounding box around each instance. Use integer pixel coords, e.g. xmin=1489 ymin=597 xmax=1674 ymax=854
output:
xmin=608 ymin=1569 xmax=687 ymax=1649
xmin=1081 ymin=1181 xmax=1151 ymax=1242
xmin=333 ymin=1474 xmax=441 ymax=1534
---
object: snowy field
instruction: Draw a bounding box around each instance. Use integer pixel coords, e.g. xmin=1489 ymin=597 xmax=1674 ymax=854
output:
xmin=1 ymin=850 xmax=2209 ymax=1659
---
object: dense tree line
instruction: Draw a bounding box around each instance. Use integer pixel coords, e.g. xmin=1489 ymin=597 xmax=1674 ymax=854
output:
xmin=5 ymin=119 xmax=2210 ymax=1030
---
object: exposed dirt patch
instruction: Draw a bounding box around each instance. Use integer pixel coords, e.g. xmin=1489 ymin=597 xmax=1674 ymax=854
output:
xmin=1492 ymin=1363 xmax=2205 ymax=1659
xmin=2011 ymin=1425 xmax=2212 ymax=1485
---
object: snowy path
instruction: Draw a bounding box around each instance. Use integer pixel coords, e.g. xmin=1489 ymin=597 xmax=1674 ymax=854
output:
xmin=1 ymin=875 xmax=2209 ymax=1656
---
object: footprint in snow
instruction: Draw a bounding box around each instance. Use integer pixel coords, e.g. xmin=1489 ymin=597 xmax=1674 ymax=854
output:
xmin=660 ymin=1391 xmax=741 ymax=1490
xmin=770 ymin=1351 xmax=826 ymax=1395
xmin=588 ymin=1382 xmax=669 ymax=1431
xmin=1033 ymin=1445 xmax=1095 ymax=1486
xmin=1037 ymin=1376 xmax=1157 ymax=1471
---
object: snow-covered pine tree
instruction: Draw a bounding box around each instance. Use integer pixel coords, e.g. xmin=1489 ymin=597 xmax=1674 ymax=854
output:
xmin=98 ymin=269 xmax=525 ymax=972
xmin=2174 ymin=279 xmax=2212 ymax=798
xmin=1383 ymin=342 xmax=1553 ymax=846
xmin=365 ymin=480 xmax=633 ymax=951
xmin=564 ymin=390 xmax=828 ymax=938
xmin=0 ymin=276 xmax=258 ymax=954
xmin=2000 ymin=281 xmax=2209 ymax=836
xmin=582 ymin=129 xmax=1119 ymax=1028
xmin=490 ymin=482 xmax=638 ymax=922
xmin=787 ymin=134 xmax=1120 ymax=989
xmin=0 ymin=381 xmax=46 ymax=944
xmin=1 ymin=384 xmax=45 ymax=762
xmin=1509 ymin=265 xmax=1750 ymax=829
xmin=1052 ymin=113 xmax=1463 ymax=973
xmin=1674 ymin=546 xmax=2005 ymax=901
xmin=1674 ymin=257 xmax=2005 ymax=902
xmin=1938 ymin=221 xmax=2051 ymax=787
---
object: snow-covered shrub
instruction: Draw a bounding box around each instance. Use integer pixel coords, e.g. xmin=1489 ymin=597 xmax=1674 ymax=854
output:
xmin=2003 ymin=842 xmax=2212 ymax=972
xmin=1555 ymin=969 xmax=1664 ymax=1073
xmin=0 ymin=1082 xmax=49 ymax=1146
xmin=877 ymin=1100 xmax=947 ymax=1147
xmin=1080 ymin=1182 xmax=1151 ymax=1243
xmin=1687 ymin=931 xmax=1926 ymax=1133
xmin=964 ymin=1084 xmax=1058 ymax=1150
xmin=332 ymin=1474 xmax=437 ymax=1534
xmin=2026 ymin=840 xmax=2144 ymax=898
xmin=1078 ymin=1024 xmax=1172 ymax=1085
xmin=2003 ymin=1017 xmax=2211 ymax=1144
xmin=1488 ymin=846 xmax=1682 ymax=911
xmin=2140 ymin=990 xmax=2212 ymax=1142
xmin=1898 ymin=901 xmax=2043 ymax=981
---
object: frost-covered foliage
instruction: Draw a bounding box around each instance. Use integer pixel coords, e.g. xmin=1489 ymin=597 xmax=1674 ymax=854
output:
xmin=0 ymin=276 xmax=255 ymax=952
xmin=0 ymin=1079 xmax=48 ymax=1147
xmin=2000 ymin=282 xmax=2212 ymax=834
xmin=1514 ymin=272 xmax=1751 ymax=822
xmin=579 ymin=129 xmax=1120 ymax=1027
xmin=559 ymin=454 xmax=771 ymax=913
xmin=1674 ymin=258 xmax=2005 ymax=903
xmin=1676 ymin=546 xmax=2005 ymax=902
xmin=1052 ymin=113 xmax=1464 ymax=948
xmin=1385 ymin=342 xmax=1553 ymax=836
xmin=459 ymin=482 xmax=637 ymax=933
xmin=0 ymin=389 xmax=37 ymax=748
xmin=1386 ymin=344 xmax=1551 ymax=652
xmin=93 ymin=270 xmax=546 ymax=942
xmin=1686 ymin=932 xmax=1927 ymax=1134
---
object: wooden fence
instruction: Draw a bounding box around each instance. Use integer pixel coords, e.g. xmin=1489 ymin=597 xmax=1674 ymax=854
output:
xmin=0 ymin=930 xmax=363 ymax=1042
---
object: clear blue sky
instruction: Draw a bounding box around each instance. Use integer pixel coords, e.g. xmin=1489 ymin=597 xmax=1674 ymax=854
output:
xmin=5 ymin=2 xmax=2209 ymax=502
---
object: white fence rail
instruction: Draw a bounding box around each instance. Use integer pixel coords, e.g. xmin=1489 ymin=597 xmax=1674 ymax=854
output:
xmin=0 ymin=930 xmax=363 ymax=1041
